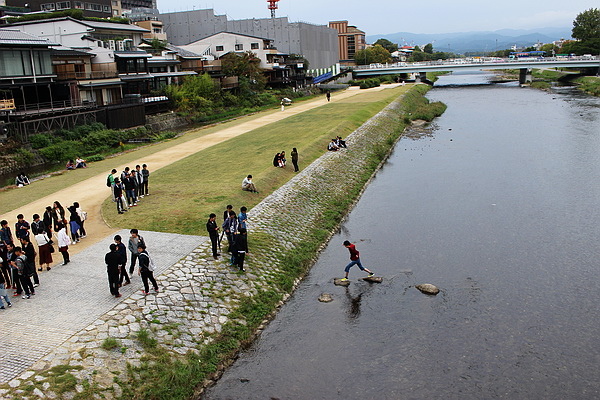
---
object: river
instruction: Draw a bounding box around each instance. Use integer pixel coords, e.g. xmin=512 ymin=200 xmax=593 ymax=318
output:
xmin=203 ymin=72 xmax=600 ymax=400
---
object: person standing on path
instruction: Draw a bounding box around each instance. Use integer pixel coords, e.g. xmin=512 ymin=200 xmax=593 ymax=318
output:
xmin=66 ymin=205 xmax=81 ymax=245
xmin=43 ymin=206 xmax=54 ymax=241
xmin=15 ymin=214 xmax=30 ymax=241
xmin=206 ymin=213 xmax=220 ymax=260
xmin=105 ymin=244 xmax=121 ymax=298
xmin=238 ymin=206 xmax=248 ymax=231
xmin=326 ymin=90 xmax=331 ymax=102
xmin=14 ymin=246 xmax=34 ymax=299
xmin=0 ymin=220 xmax=13 ymax=247
xmin=33 ymin=229 xmax=52 ymax=272
xmin=107 ymin=169 xmax=117 ymax=197
xmin=73 ymin=202 xmax=87 ymax=238
xmin=6 ymin=243 xmax=20 ymax=295
xmin=291 ymin=148 xmax=299 ymax=172
xmin=123 ymin=172 xmax=137 ymax=207
xmin=56 ymin=222 xmax=70 ymax=265
xmin=52 ymin=201 xmax=66 ymax=232
xmin=114 ymin=235 xmax=130 ymax=286
xmin=340 ymin=240 xmax=374 ymax=281
xmin=232 ymin=227 xmax=248 ymax=272
xmin=222 ymin=211 xmax=238 ymax=255
xmin=137 ymin=243 xmax=158 ymax=295
xmin=223 ymin=205 xmax=233 ymax=223
xmin=0 ymin=263 xmax=12 ymax=308
xmin=128 ymin=229 xmax=145 ymax=274
xmin=20 ymin=236 xmax=39 ymax=286
xmin=135 ymin=165 xmax=145 ymax=198
xmin=113 ymin=178 xmax=126 ymax=214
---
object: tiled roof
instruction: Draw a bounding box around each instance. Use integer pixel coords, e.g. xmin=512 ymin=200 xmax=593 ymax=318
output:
xmin=0 ymin=28 xmax=56 ymax=46
xmin=164 ymin=43 xmax=203 ymax=58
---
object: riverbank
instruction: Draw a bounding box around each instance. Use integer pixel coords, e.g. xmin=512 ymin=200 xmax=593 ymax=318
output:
xmin=0 ymin=84 xmax=442 ymax=400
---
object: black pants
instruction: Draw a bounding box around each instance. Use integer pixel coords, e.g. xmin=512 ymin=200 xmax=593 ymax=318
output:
xmin=79 ymin=221 xmax=86 ymax=236
xmin=210 ymin=234 xmax=218 ymax=256
xmin=60 ymin=249 xmax=70 ymax=264
xmin=30 ymin=264 xmax=39 ymax=285
xmin=12 ymin=269 xmax=22 ymax=293
xmin=20 ymin=274 xmax=34 ymax=295
xmin=236 ymin=252 xmax=246 ymax=271
xmin=129 ymin=253 xmax=139 ymax=274
xmin=226 ymin=232 xmax=234 ymax=253
xmin=292 ymin=159 xmax=299 ymax=172
xmin=119 ymin=265 xmax=131 ymax=285
xmin=108 ymin=269 xmax=120 ymax=296
xmin=141 ymin=269 xmax=158 ymax=292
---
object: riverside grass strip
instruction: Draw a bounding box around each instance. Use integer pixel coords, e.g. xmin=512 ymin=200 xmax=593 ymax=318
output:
xmin=0 ymin=84 xmax=443 ymax=400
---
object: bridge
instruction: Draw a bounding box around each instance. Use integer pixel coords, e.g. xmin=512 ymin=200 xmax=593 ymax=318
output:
xmin=353 ymin=57 xmax=600 ymax=83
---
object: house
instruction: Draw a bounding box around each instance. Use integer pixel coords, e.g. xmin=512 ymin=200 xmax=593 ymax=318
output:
xmin=328 ymin=20 xmax=366 ymax=66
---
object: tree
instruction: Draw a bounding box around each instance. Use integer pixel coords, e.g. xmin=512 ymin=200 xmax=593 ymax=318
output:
xmin=423 ymin=43 xmax=433 ymax=54
xmin=572 ymin=8 xmax=600 ymax=41
xmin=354 ymin=45 xmax=392 ymax=65
xmin=373 ymin=38 xmax=398 ymax=53
xmin=221 ymin=51 xmax=266 ymax=89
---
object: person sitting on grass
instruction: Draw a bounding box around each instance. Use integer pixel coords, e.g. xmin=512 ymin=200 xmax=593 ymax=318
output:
xmin=328 ymin=139 xmax=339 ymax=151
xmin=336 ymin=136 xmax=347 ymax=148
xmin=66 ymin=160 xmax=75 ymax=170
xmin=15 ymin=173 xmax=30 ymax=187
xmin=278 ymin=151 xmax=286 ymax=167
xmin=75 ymin=157 xmax=87 ymax=168
xmin=242 ymin=175 xmax=258 ymax=193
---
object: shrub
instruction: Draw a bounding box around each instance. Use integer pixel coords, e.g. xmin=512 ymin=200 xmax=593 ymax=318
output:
xmin=29 ymin=134 xmax=53 ymax=149
xmin=85 ymin=154 xmax=105 ymax=162
xmin=14 ymin=148 xmax=35 ymax=165
xmin=39 ymin=141 xmax=80 ymax=162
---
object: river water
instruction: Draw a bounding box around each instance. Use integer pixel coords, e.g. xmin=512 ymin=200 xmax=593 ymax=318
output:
xmin=204 ymin=72 xmax=600 ymax=400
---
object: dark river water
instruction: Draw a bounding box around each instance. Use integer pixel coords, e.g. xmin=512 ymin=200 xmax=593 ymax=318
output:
xmin=204 ymin=72 xmax=600 ymax=400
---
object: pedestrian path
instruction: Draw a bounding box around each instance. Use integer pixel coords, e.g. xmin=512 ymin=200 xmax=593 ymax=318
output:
xmin=0 ymin=230 xmax=206 ymax=384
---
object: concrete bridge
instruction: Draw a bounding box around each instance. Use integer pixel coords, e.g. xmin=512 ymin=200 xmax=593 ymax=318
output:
xmin=353 ymin=57 xmax=600 ymax=84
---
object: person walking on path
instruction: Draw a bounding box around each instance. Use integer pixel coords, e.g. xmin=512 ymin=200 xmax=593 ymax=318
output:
xmin=206 ymin=213 xmax=220 ymax=260
xmin=20 ymin=236 xmax=39 ymax=286
xmin=242 ymin=175 xmax=258 ymax=193
xmin=340 ymin=240 xmax=374 ymax=281
xmin=0 ymin=263 xmax=12 ymax=308
xmin=73 ymin=202 xmax=87 ymax=238
xmin=232 ymin=227 xmax=249 ymax=272
xmin=14 ymin=246 xmax=34 ymax=299
xmin=326 ymin=90 xmax=331 ymax=102
xmin=291 ymin=148 xmax=299 ymax=172
xmin=137 ymin=243 xmax=158 ymax=295
xmin=128 ymin=229 xmax=145 ymax=274
xmin=105 ymin=243 xmax=121 ymax=298
xmin=56 ymin=222 xmax=70 ymax=265
xmin=66 ymin=205 xmax=81 ymax=245
xmin=114 ymin=235 xmax=130 ymax=286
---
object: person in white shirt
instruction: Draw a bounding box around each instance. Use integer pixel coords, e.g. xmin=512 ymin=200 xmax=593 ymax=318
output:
xmin=241 ymin=175 xmax=258 ymax=193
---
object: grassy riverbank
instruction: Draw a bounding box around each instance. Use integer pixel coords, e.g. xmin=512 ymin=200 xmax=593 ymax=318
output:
xmin=575 ymin=76 xmax=600 ymax=96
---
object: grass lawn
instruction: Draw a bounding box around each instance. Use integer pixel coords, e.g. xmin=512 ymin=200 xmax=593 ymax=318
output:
xmin=103 ymin=85 xmax=409 ymax=235
xmin=0 ymin=107 xmax=282 ymax=215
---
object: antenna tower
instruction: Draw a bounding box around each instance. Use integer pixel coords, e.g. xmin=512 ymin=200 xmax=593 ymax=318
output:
xmin=267 ymin=0 xmax=280 ymax=18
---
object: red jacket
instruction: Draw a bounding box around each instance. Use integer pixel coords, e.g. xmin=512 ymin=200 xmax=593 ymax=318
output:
xmin=347 ymin=244 xmax=359 ymax=261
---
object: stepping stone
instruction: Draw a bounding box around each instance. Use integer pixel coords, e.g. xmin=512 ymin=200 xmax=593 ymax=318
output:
xmin=362 ymin=276 xmax=383 ymax=283
xmin=415 ymin=283 xmax=440 ymax=295
xmin=318 ymin=293 xmax=333 ymax=302
xmin=333 ymin=278 xmax=350 ymax=286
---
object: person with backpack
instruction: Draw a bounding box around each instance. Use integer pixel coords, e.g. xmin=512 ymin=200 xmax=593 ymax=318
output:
xmin=14 ymin=246 xmax=34 ymax=299
xmin=137 ymin=243 xmax=158 ymax=295
xmin=73 ymin=202 xmax=87 ymax=238
xmin=128 ymin=229 xmax=145 ymax=274
xmin=107 ymin=168 xmax=117 ymax=196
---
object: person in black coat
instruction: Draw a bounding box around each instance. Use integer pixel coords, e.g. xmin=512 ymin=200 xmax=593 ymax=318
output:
xmin=232 ymin=228 xmax=249 ymax=272
xmin=206 ymin=213 xmax=220 ymax=259
xmin=105 ymin=243 xmax=121 ymax=297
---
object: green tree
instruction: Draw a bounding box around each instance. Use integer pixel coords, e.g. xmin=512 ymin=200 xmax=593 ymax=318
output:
xmin=373 ymin=38 xmax=398 ymax=53
xmin=572 ymin=8 xmax=600 ymax=41
xmin=423 ymin=43 xmax=433 ymax=54
xmin=354 ymin=45 xmax=392 ymax=65
xmin=221 ymin=51 xmax=266 ymax=89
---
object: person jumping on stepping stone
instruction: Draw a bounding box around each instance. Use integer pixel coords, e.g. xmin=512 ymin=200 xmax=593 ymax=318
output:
xmin=341 ymin=240 xmax=374 ymax=281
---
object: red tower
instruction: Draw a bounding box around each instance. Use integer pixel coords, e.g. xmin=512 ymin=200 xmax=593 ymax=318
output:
xmin=267 ymin=0 xmax=280 ymax=18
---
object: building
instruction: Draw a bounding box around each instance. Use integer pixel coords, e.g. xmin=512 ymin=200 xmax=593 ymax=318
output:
xmin=134 ymin=19 xmax=166 ymax=41
xmin=158 ymin=9 xmax=338 ymax=69
xmin=328 ymin=20 xmax=366 ymax=65
xmin=4 ymin=0 xmax=119 ymax=18
xmin=119 ymin=0 xmax=153 ymax=14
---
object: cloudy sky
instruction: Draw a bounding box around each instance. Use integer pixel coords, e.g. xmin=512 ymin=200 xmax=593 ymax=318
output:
xmin=157 ymin=0 xmax=597 ymax=35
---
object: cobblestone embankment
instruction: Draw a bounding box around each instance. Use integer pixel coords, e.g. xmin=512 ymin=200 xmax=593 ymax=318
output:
xmin=0 ymin=86 xmax=415 ymax=400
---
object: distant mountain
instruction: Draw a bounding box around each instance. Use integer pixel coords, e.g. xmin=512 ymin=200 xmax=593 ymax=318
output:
xmin=366 ymin=28 xmax=573 ymax=53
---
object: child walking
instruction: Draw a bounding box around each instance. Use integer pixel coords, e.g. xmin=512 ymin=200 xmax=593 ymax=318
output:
xmin=340 ymin=240 xmax=374 ymax=281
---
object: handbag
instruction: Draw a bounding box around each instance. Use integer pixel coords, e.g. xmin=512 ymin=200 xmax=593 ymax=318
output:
xmin=49 ymin=243 xmax=55 ymax=253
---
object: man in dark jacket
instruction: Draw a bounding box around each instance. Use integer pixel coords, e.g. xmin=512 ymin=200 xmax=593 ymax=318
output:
xmin=113 ymin=178 xmax=126 ymax=214
xmin=232 ymin=228 xmax=249 ymax=272
xmin=123 ymin=173 xmax=137 ymax=207
xmin=206 ymin=213 xmax=220 ymax=259
xmin=114 ymin=235 xmax=130 ymax=286
xmin=43 ymin=206 xmax=54 ymax=239
xmin=105 ymin=243 xmax=121 ymax=297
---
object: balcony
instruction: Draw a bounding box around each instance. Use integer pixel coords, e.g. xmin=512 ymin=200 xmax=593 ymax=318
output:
xmin=55 ymin=71 xmax=119 ymax=80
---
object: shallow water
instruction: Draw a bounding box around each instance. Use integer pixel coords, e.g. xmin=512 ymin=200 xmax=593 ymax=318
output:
xmin=204 ymin=72 xmax=600 ymax=400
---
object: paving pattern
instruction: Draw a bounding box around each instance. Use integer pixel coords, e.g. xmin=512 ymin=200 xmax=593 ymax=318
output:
xmin=0 ymin=230 xmax=205 ymax=384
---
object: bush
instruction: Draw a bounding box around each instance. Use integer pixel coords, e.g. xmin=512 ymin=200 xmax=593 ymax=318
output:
xmin=29 ymin=134 xmax=53 ymax=149
xmin=86 ymin=154 xmax=105 ymax=162
xmin=39 ymin=141 xmax=80 ymax=162
xmin=14 ymin=148 xmax=35 ymax=165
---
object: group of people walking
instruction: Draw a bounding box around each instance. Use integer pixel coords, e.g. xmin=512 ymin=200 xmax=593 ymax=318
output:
xmin=107 ymin=164 xmax=150 ymax=214
xmin=0 ymin=200 xmax=87 ymax=307
xmin=206 ymin=205 xmax=249 ymax=272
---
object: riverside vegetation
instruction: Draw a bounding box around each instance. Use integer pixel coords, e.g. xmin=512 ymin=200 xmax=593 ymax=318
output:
xmin=0 ymin=84 xmax=446 ymax=400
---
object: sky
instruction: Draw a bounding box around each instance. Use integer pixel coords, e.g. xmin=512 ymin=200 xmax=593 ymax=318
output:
xmin=157 ymin=0 xmax=598 ymax=36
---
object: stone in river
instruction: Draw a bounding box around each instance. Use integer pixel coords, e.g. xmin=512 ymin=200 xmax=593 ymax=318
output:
xmin=415 ymin=283 xmax=440 ymax=295
xmin=318 ymin=293 xmax=333 ymax=302
xmin=362 ymin=276 xmax=383 ymax=283
xmin=334 ymin=278 xmax=350 ymax=286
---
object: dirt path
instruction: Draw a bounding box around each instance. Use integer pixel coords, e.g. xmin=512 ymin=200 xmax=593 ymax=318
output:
xmin=0 ymin=84 xmax=401 ymax=257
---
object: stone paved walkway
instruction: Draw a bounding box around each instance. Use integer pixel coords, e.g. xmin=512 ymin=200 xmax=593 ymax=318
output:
xmin=0 ymin=230 xmax=206 ymax=384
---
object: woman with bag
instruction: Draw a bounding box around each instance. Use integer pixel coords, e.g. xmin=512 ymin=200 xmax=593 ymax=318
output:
xmin=34 ymin=231 xmax=53 ymax=271
xmin=56 ymin=222 xmax=70 ymax=265
xmin=66 ymin=205 xmax=81 ymax=245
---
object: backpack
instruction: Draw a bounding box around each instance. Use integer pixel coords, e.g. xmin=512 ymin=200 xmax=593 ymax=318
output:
xmin=106 ymin=175 xmax=112 ymax=187
xmin=140 ymin=252 xmax=154 ymax=272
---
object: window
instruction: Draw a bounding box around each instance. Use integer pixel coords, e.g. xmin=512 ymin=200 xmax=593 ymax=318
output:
xmin=56 ymin=1 xmax=71 ymax=9
xmin=41 ymin=3 xmax=55 ymax=10
xmin=112 ymin=0 xmax=117 ymax=4
xmin=215 ymin=45 xmax=224 ymax=51
xmin=103 ymin=5 xmax=110 ymax=12
xmin=86 ymin=3 xmax=102 ymax=10
xmin=74 ymin=1 xmax=83 ymax=8
xmin=251 ymin=42 xmax=259 ymax=50
xmin=235 ymin=44 xmax=243 ymax=51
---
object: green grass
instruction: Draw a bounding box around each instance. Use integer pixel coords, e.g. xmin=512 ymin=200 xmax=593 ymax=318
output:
xmin=101 ymin=337 xmax=120 ymax=350
xmin=575 ymin=76 xmax=600 ymax=96
xmin=101 ymin=86 xmax=410 ymax=234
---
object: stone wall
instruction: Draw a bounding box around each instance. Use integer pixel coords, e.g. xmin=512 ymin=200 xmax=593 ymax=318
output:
xmin=145 ymin=112 xmax=190 ymax=133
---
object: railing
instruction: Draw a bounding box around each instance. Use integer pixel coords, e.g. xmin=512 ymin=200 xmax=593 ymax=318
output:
xmin=15 ymin=99 xmax=97 ymax=114
xmin=0 ymin=99 xmax=16 ymax=110
xmin=54 ymin=71 xmax=119 ymax=80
